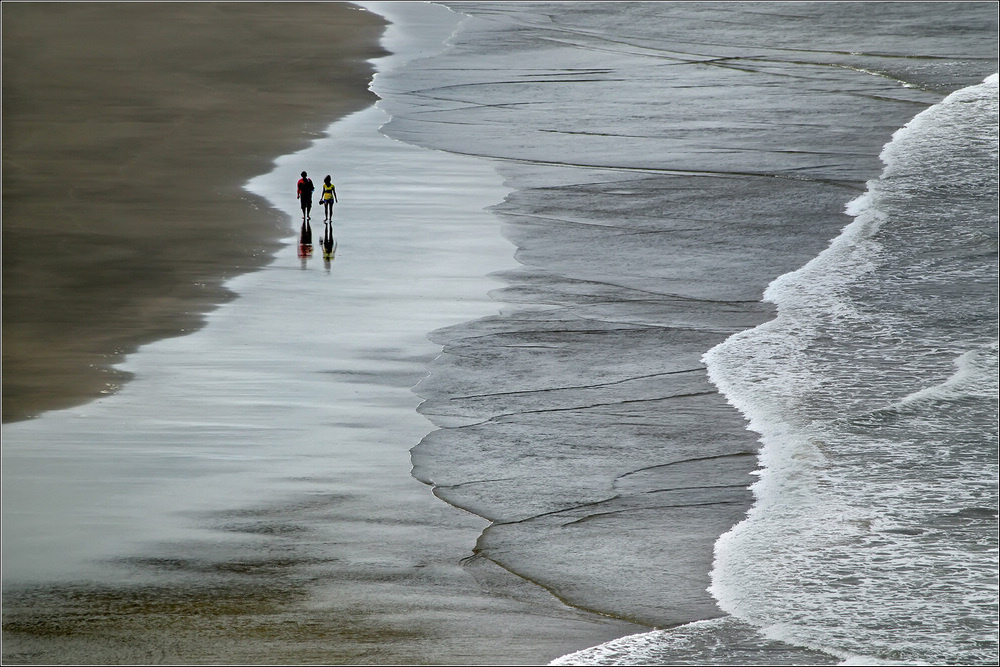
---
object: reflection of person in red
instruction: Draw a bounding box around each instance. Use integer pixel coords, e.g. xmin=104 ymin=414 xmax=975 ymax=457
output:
xmin=296 ymin=171 xmax=314 ymax=221
xmin=298 ymin=217 xmax=313 ymax=261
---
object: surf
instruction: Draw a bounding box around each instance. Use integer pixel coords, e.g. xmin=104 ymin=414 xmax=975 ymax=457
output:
xmin=703 ymin=74 xmax=999 ymax=664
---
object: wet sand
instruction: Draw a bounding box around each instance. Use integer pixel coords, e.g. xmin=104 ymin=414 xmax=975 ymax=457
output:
xmin=2 ymin=4 xmax=647 ymax=664
xmin=2 ymin=2 xmax=385 ymax=422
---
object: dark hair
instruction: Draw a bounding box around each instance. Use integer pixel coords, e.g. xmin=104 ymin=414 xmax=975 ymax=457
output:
xmin=301 ymin=171 xmax=307 ymax=177
xmin=324 ymin=175 xmax=331 ymax=184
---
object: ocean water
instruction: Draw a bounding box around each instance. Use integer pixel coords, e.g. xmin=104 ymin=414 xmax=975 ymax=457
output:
xmin=560 ymin=73 xmax=999 ymax=666
xmin=702 ymin=74 xmax=999 ymax=665
xmin=368 ymin=2 xmax=998 ymax=664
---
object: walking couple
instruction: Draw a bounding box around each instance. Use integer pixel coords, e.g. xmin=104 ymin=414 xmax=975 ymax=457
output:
xmin=296 ymin=171 xmax=338 ymax=222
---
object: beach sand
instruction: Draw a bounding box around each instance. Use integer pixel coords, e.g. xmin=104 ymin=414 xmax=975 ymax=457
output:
xmin=2 ymin=2 xmax=385 ymax=422
xmin=2 ymin=4 xmax=646 ymax=664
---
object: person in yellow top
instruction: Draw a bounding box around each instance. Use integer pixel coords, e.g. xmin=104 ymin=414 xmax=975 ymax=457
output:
xmin=320 ymin=175 xmax=338 ymax=222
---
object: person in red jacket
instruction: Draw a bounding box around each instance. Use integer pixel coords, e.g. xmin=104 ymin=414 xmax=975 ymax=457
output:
xmin=296 ymin=171 xmax=315 ymax=221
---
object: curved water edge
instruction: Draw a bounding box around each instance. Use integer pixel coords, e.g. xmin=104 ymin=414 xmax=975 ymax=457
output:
xmin=360 ymin=2 xmax=998 ymax=663
xmin=703 ymin=74 xmax=999 ymax=664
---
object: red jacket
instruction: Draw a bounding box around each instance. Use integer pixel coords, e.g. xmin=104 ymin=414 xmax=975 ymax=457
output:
xmin=297 ymin=177 xmax=314 ymax=197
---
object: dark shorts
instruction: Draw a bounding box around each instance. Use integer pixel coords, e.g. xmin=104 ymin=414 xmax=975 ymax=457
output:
xmin=300 ymin=198 xmax=312 ymax=210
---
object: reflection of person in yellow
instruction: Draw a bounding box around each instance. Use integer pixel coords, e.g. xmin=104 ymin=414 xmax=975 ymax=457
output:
xmin=321 ymin=175 xmax=338 ymax=222
xmin=322 ymin=219 xmax=336 ymax=261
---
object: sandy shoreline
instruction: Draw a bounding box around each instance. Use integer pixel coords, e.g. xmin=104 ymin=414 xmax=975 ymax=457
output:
xmin=2 ymin=2 xmax=386 ymax=422
xmin=3 ymin=4 xmax=649 ymax=664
